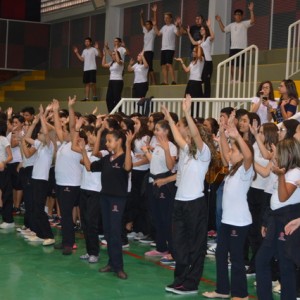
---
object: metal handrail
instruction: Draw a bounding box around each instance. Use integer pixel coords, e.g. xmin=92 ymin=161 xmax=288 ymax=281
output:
xmin=286 ymin=19 xmax=300 ymax=79
xmin=111 ymin=97 xmax=253 ymax=120
xmin=216 ymin=45 xmax=259 ymax=99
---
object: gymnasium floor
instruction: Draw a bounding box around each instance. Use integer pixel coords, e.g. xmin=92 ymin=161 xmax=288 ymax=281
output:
xmin=0 ymin=217 xmax=278 ymax=300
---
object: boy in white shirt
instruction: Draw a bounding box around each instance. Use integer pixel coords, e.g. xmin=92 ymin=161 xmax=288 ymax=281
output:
xmin=74 ymin=37 xmax=101 ymax=101
xmin=215 ymin=2 xmax=255 ymax=82
xmin=152 ymin=4 xmax=182 ymax=85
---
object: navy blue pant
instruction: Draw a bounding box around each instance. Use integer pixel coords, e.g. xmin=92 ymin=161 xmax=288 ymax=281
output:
xmin=101 ymin=194 xmax=126 ymax=272
xmin=0 ymin=167 xmax=13 ymax=223
xmin=216 ymin=223 xmax=249 ymax=298
xmin=80 ymin=189 xmax=101 ymax=256
xmin=32 ymin=179 xmax=54 ymax=239
xmin=151 ymin=182 xmax=175 ymax=253
xmin=256 ymin=218 xmax=297 ymax=300
xmin=172 ymin=197 xmax=208 ymax=290
xmin=56 ymin=185 xmax=80 ymax=247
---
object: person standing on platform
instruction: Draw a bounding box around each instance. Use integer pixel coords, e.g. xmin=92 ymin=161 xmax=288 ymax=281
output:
xmin=140 ymin=7 xmax=156 ymax=85
xmin=215 ymin=2 xmax=255 ymax=82
xmin=152 ymin=4 xmax=182 ymax=85
xmin=74 ymin=37 xmax=101 ymax=101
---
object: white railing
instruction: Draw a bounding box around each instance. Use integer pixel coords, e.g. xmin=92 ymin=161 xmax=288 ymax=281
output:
xmin=111 ymin=98 xmax=252 ymax=120
xmin=286 ymin=20 xmax=300 ymax=79
xmin=216 ymin=45 xmax=258 ymax=99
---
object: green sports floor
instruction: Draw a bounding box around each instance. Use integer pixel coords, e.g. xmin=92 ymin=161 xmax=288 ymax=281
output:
xmin=0 ymin=217 xmax=280 ymax=300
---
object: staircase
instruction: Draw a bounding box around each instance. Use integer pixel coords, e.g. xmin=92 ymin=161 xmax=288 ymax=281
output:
xmin=1 ymin=48 xmax=300 ymax=113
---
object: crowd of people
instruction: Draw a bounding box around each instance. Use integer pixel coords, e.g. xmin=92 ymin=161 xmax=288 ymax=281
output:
xmin=2 ymin=2 xmax=300 ymax=299
xmin=0 ymin=74 xmax=300 ymax=298
xmin=73 ymin=2 xmax=255 ymax=112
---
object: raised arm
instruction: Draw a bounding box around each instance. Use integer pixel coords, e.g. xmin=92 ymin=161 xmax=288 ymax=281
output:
xmin=73 ymin=46 xmax=84 ymax=62
xmin=186 ymin=26 xmax=199 ymax=46
xmin=71 ymin=117 xmax=84 ymax=153
xmin=215 ymin=15 xmax=225 ymax=32
xmin=248 ymin=2 xmax=255 ymax=25
xmin=39 ymin=104 xmax=51 ymax=147
xmin=92 ymin=117 xmax=105 ymax=158
xmin=183 ymin=94 xmax=204 ymax=151
xmin=174 ymin=57 xmax=190 ymax=73
xmin=68 ymin=95 xmax=76 ymax=135
xmin=124 ymin=131 xmax=133 ymax=172
xmin=161 ymin=105 xmax=186 ymax=149
xmin=140 ymin=9 xmax=145 ymax=28
xmin=127 ymin=58 xmax=135 ymax=72
xmin=52 ymin=99 xmax=64 ymax=143
xmin=206 ymin=19 xmax=215 ymax=41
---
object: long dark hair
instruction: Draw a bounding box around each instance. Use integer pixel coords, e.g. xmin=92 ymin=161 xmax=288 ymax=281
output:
xmin=262 ymin=122 xmax=278 ymax=150
xmin=156 ymin=120 xmax=174 ymax=144
xmin=256 ymin=80 xmax=275 ymax=100
xmin=200 ymin=25 xmax=210 ymax=40
xmin=279 ymin=79 xmax=299 ymax=105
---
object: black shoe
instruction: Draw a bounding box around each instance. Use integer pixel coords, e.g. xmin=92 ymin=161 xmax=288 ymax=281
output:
xmin=92 ymin=96 xmax=98 ymax=101
xmin=171 ymin=81 xmax=177 ymax=85
xmin=116 ymin=270 xmax=128 ymax=280
xmin=246 ymin=266 xmax=256 ymax=276
xmin=172 ymin=285 xmax=198 ymax=295
xmin=62 ymin=246 xmax=72 ymax=255
xmin=81 ymin=98 xmax=88 ymax=102
xmin=54 ymin=243 xmax=63 ymax=250
xmin=99 ymin=265 xmax=113 ymax=273
xmin=165 ymin=283 xmax=176 ymax=292
xmin=160 ymin=82 xmax=167 ymax=85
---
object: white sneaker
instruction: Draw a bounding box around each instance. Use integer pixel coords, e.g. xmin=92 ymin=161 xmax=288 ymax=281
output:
xmin=207 ymin=243 xmax=217 ymax=255
xmin=273 ymin=282 xmax=281 ymax=294
xmin=0 ymin=222 xmax=15 ymax=229
xmin=133 ymin=232 xmax=147 ymax=241
xmin=17 ymin=226 xmax=27 ymax=232
xmin=88 ymin=255 xmax=99 ymax=263
xmin=43 ymin=239 xmax=55 ymax=246
xmin=101 ymin=239 xmax=107 ymax=246
xmin=127 ymin=232 xmax=137 ymax=239
xmin=27 ymin=236 xmax=44 ymax=242
xmin=20 ymin=229 xmax=32 ymax=235
xmin=23 ymin=232 xmax=36 ymax=239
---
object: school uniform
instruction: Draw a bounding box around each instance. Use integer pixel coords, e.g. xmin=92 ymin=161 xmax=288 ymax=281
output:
xmin=90 ymin=153 xmax=129 ymax=272
xmin=143 ymin=27 xmax=156 ymax=72
xmin=199 ymin=38 xmax=213 ymax=97
xmin=55 ymin=141 xmax=82 ymax=248
xmin=149 ymin=140 xmax=177 ymax=254
xmin=256 ymin=168 xmax=300 ymax=300
xmin=106 ymin=62 xmax=124 ymax=112
xmin=31 ymin=140 xmax=54 ymax=239
xmin=131 ymin=63 xmax=149 ymax=98
xmin=172 ymin=143 xmax=211 ymax=291
xmin=216 ymin=164 xmax=254 ymax=298
xmin=80 ymin=149 xmax=107 ymax=257
xmin=0 ymin=136 xmax=13 ymax=224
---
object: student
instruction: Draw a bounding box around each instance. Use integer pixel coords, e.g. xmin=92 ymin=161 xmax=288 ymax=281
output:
xmin=128 ymin=51 xmax=149 ymax=98
xmin=81 ymin=129 xmax=133 ymax=279
xmin=142 ymin=119 xmax=177 ymax=258
xmin=72 ymin=118 xmax=107 ymax=264
xmin=0 ymin=119 xmax=13 ymax=229
xmin=74 ymin=37 xmax=101 ymax=101
xmin=24 ymin=106 xmax=55 ymax=246
xmin=250 ymin=81 xmax=277 ymax=124
xmin=140 ymin=8 xmax=156 ymax=84
xmin=187 ymin=19 xmax=215 ymax=97
xmin=256 ymin=138 xmax=300 ymax=300
xmin=152 ymin=4 xmax=182 ymax=85
xmin=162 ymin=95 xmax=212 ymax=295
xmin=104 ymin=37 xmax=129 ymax=62
xmin=203 ymin=111 xmax=255 ymax=299
xmin=52 ymin=98 xmax=82 ymax=255
xmin=6 ymin=114 xmax=24 ymax=218
xmin=175 ymin=45 xmax=204 ymax=98
xmin=21 ymin=106 xmax=35 ymax=125
xmin=215 ymin=2 xmax=255 ymax=82
xmin=102 ymin=48 xmax=124 ymax=112
xmin=275 ymin=79 xmax=299 ymax=123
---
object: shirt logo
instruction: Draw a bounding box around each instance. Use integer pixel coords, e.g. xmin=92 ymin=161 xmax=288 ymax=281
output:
xmin=159 ymin=193 xmax=165 ymax=199
xmin=112 ymin=163 xmax=121 ymax=169
xmin=278 ymin=232 xmax=286 ymax=241
xmin=231 ymin=229 xmax=238 ymax=237
xmin=64 ymin=187 xmax=71 ymax=192
xmin=112 ymin=205 xmax=119 ymax=212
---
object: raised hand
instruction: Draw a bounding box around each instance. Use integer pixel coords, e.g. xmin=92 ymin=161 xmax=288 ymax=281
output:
xmin=140 ymin=9 xmax=143 ymax=16
xmin=129 ymin=58 xmax=135 ymax=65
xmin=226 ymin=124 xmax=240 ymax=140
xmin=151 ymin=3 xmax=157 ymax=12
xmin=174 ymin=57 xmax=183 ymax=63
xmin=156 ymin=135 xmax=169 ymax=151
xmin=68 ymin=95 xmax=77 ymax=107
xmin=52 ymin=99 xmax=60 ymax=111
xmin=206 ymin=18 xmax=211 ymax=27
xmin=248 ymin=2 xmax=254 ymax=11
xmin=75 ymin=117 xmax=84 ymax=132
xmin=73 ymin=46 xmax=79 ymax=54
xmin=126 ymin=130 xmax=134 ymax=147
xmin=39 ymin=104 xmax=44 ymax=116
xmin=182 ymin=94 xmax=192 ymax=114
xmin=161 ymin=105 xmax=172 ymax=122
xmin=175 ymin=16 xmax=182 ymax=26
xmin=215 ymin=15 xmax=221 ymax=22
xmin=249 ymin=119 xmax=258 ymax=136
xmin=94 ymin=42 xmax=99 ymax=49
